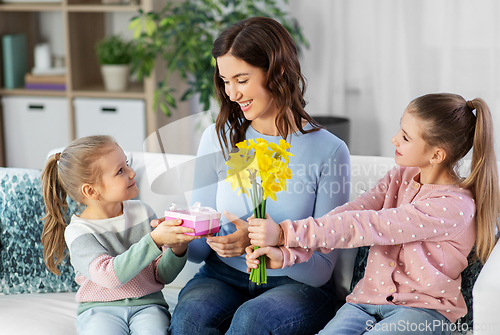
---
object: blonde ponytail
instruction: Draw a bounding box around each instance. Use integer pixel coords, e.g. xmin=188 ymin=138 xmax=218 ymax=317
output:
xmin=460 ymin=98 xmax=500 ymax=263
xmin=41 ymin=153 xmax=69 ymax=275
xmin=41 ymin=135 xmax=117 ymax=275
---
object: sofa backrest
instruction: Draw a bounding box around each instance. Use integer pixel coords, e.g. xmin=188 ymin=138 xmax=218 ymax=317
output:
xmin=129 ymin=151 xmax=195 ymax=218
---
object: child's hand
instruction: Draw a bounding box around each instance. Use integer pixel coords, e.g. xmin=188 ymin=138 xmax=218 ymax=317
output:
xmin=248 ymin=214 xmax=281 ymax=247
xmin=245 ymin=245 xmax=284 ymax=271
xmin=170 ymin=244 xmax=188 ymax=257
xmin=150 ymin=219 xmax=199 ymax=250
xmin=150 ymin=217 xmax=163 ymax=228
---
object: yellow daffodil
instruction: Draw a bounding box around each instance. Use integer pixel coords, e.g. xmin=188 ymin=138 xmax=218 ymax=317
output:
xmin=226 ymin=168 xmax=251 ymax=195
xmin=269 ymin=139 xmax=294 ymax=163
xmin=273 ymin=160 xmax=293 ymax=192
xmin=254 ymin=139 xmax=273 ymax=157
xmin=256 ymin=153 xmax=278 ymax=181
xmin=262 ymin=174 xmax=282 ymax=201
xmin=236 ymin=139 xmax=256 ymax=150
xmin=224 ymin=137 xmax=294 ymax=285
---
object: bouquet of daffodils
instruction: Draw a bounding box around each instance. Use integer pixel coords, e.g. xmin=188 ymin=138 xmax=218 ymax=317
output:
xmin=225 ymin=138 xmax=293 ymax=284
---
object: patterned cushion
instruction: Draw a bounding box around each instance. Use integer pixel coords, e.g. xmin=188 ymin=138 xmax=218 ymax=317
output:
xmin=0 ymin=168 xmax=79 ymax=294
xmin=350 ymin=246 xmax=482 ymax=330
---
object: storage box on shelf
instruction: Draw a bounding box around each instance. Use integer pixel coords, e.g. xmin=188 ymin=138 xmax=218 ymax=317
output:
xmin=0 ymin=0 xmax=161 ymax=167
xmin=74 ymin=97 xmax=146 ymax=152
xmin=1 ymin=96 xmax=70 ymax=169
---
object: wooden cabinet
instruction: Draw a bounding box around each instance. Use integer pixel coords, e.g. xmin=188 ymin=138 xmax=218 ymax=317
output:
xmin=0 ymin=0 xmax=163 ymax=167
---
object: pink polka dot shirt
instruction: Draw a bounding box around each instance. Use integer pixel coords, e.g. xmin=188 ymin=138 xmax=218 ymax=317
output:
xmin=279 ymin=165 xmax=476 ymax=322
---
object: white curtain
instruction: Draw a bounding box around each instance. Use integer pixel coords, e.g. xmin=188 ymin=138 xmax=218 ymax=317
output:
xmin=288 ymin=0 xmax=500 ymax=157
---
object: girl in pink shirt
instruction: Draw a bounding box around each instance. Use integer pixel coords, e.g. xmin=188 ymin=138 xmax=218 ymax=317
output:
xmin=245 ymin=93 xmax=500 ymax=334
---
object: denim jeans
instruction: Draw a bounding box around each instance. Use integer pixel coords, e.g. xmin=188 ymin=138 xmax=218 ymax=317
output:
xmin=317 ymin=303 xmax=453 ymax=335
xmin=76 ymin=304 xmax=170 ymax=335
xmin=169 ymin=251 xmax=337 ymax=335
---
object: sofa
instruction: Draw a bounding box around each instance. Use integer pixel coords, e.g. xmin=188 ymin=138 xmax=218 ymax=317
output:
xmin=0 ymin=151 xmax=495 ymax=335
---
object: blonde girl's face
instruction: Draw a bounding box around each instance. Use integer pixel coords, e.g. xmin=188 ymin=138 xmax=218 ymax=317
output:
xmin=217 ymin=53 xmax=278 ymax=130
xmin=391 ymin=108 xmax=435 ymax=168
xmin=93 ymin=144 xmax=139 ymax=203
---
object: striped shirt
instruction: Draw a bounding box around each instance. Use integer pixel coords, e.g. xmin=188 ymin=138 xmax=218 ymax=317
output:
xmin=65 ymin=200 xmax=187 ymax=315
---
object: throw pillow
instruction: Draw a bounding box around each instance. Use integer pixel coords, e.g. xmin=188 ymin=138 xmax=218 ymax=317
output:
xmin=350 ymin=245 xmax=481 ymax=330
xmin=0 ymin=168 xmax=79 ymax=294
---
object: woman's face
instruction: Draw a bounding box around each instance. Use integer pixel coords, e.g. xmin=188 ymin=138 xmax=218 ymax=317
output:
xmin=217 ymin=53 xmax=278 ymax=132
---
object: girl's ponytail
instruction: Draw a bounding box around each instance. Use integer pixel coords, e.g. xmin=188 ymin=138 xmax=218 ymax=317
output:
xmin=41 ymin=153 xmax=69 ymax=275
xmin=410 ymin=93 xmax=500 ymax=263
xmin=40 ymin=135 xmax=116 ymax=275
xmin=460 ymin=98 xmax=500 ymax=263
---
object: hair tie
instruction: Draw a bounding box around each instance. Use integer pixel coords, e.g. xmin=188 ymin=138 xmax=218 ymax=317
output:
xmin=55 ymin=152 xmax=61 ymax=161
xmin=466 ymin=100 xmax=475 ymax=111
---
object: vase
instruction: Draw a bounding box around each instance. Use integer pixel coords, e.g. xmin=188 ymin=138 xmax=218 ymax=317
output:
xmin=100 ymin=64 xmax=129 ymax=92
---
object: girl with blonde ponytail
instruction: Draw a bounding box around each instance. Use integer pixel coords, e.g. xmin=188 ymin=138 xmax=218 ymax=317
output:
xmin=246 ymin=93 xmax=500 ymax=335
xmin=41 ymin=135 xmax=200 ymax=334
xmin=459 ymin=98 xmax=500 ymax=263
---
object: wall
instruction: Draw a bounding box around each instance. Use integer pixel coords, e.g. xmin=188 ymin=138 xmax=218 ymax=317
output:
xmin=287 ymin=0 xmax=500 ymax=159
xmin=38 ymin=2 xmax=500 ymax=159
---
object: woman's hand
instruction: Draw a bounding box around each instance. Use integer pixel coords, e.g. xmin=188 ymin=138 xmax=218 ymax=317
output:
xmin=245 ymin=245 xmax=284 ymax=271
xmin=248 ymin=214 xmax=281 ymax=247
xmin=206 ymin=211 xmax=250 ymax=258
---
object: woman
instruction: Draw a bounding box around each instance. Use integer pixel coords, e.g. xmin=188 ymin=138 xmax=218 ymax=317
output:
xmin=170 ymin=17 xmax=351 ymax=335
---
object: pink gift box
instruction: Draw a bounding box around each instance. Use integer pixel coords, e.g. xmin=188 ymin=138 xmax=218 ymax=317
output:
xmin=164 ymin=207 xmax=221 ymax=236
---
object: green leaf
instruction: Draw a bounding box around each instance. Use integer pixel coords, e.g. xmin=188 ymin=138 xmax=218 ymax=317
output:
xmin=144 ymin=17 xmax=157 ymax=36
xmin=164 ymin=93 xmax=177 ymax=109
xmin=160 ymin=101 xmax=171 ymax=117
xmin=181 ymin=88 xmax=195 ymax=102
xmin=128 ymin=17 xmax=143 ymax=39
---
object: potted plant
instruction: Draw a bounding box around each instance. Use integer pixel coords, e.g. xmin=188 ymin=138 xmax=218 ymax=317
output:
xmin=128 ymin=0 xmax=308 ymax=116
xmin=96 ymin=35 xmax=133 ymax=92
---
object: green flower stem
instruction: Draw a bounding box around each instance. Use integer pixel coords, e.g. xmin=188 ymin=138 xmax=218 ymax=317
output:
xmin=251 ymin=177 xmax=259 ymax=218
xmin=249 ymin=182 xmax=267 ymax=285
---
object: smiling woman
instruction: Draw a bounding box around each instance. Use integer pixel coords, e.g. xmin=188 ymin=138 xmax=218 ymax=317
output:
xmin=169 ymin=17 xmax=351 ymax=335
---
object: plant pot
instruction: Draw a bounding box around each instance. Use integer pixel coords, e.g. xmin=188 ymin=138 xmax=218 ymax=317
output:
xmin=100 ymin=64 xmax=129 ymax=92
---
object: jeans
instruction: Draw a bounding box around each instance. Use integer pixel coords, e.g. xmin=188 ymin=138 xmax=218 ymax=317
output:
xmin=317 ymin=303 xmax=453 ymax=335
xmin=76 ymin=304 xmax=170 ymax=335
xmin=170 ymin=251 xmax=337 ymax=335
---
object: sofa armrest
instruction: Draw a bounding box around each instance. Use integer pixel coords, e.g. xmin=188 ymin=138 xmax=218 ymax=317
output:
xmin=473 ymin=241 xmax=500 ymax=334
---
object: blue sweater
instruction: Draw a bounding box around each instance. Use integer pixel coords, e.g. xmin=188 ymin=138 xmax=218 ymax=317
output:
xmin=187 ymin=123 xmax=351 ymax=287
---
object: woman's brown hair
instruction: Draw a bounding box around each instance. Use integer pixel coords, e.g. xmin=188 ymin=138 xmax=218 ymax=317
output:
xmin=212 ymin=17 xmax=322 ymax=153
xmin=41 ymin=135 xmax=116 ymax=275
xmin=409 ymin=93 xmax=500 ymax=263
